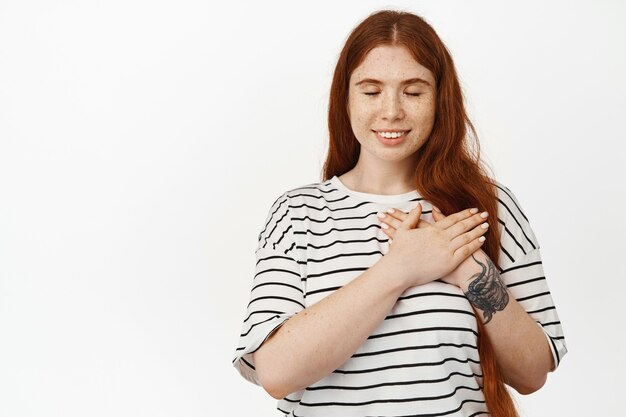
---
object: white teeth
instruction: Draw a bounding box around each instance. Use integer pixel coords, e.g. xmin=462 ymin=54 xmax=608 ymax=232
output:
xmin=378 ymin=131 xmax=405 ymax=139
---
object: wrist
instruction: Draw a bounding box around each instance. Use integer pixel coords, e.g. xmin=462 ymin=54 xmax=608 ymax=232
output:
xmin=375 ymin=254 xmax=412 ymax=292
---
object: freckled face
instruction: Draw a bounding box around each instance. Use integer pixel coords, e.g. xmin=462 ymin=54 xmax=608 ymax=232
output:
xmin=348 ymin=45 xmax=436 ymax=163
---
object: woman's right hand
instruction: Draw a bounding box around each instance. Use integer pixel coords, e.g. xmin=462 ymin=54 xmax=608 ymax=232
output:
xmin=380 ymin=203 xmax=489 ymax=289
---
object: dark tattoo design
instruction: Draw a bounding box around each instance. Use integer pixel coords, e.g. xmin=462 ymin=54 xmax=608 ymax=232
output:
xmin=464 ymin=255 xmax=509 ymax=324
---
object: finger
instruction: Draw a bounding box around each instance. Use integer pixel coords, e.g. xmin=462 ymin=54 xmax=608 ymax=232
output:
xmin=377 ymin=209 xmax=404 ymax=231
xmin=453 ymin=235 xmax=486 ymax=264
xmin=446 ymin=211 xmax=489 ymax=240
xmin=379 ymin=221 xmax=397 ymax=240
xmin=450 ymin=221 xmax=490 ymax=251
xmin=398 ymin=202 xmax=422 ymax=231
xmin=378 ymin=208 xmax=432 ymax=229
xmin=385 ymin=207 xmax=408 ymax=221
xmin=432 ymin=206 xmax=446 ymax=222
xmin=435 ymin=207 xmax=480 ymax=230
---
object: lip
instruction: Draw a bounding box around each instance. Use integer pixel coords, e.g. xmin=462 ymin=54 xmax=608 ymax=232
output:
xmin=373 ymin=129 xmax=410 ymax=146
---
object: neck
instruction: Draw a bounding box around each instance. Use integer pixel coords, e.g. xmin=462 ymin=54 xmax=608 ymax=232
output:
xmin=339 ymin=156 xmax=417 ymax=195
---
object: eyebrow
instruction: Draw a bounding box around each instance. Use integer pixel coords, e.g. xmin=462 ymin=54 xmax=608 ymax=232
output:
xmin=354 ymin=77 xmax=431 ymax=87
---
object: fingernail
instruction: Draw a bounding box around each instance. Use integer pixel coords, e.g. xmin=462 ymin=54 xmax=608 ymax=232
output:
xmin=479 ymin=236 xmax=486 ymax=242
xmin=470 ymin=208 xmax=479 ymax=214
xmin=381 ymin=223 xmax=389 ymax=229
xmin=386 ymin=208 xmax=395 ymax=214
xmin=377 ymin=212 xmax=386 ymax=219
xmin=480 ymin=211 xmax=489 ymax=218
xmin=481 ymin=222 xmax=489 ymax=229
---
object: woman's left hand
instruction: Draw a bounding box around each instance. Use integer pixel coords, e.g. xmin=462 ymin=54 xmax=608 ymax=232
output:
xmin=377 ymin=205 xmax=488 ymax=289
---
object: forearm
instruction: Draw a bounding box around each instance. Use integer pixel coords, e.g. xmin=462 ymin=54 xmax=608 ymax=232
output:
xmin=252 ymin=257 xmax=407 ymax=399
xmin=458 ymin=252 xmax=553 ymax=394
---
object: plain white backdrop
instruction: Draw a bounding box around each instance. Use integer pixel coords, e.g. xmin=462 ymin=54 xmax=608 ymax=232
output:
xmin=1 ymin=0 xmax=625 ymax=416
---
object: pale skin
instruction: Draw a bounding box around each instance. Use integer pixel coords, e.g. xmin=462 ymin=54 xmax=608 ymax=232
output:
xmin=253 ymin=204 xmax=494 ymax=399
xmin=252 ymin=44 xmax=553 ymax=399
xmin=379 ymin=206 xmax=555 ymax=393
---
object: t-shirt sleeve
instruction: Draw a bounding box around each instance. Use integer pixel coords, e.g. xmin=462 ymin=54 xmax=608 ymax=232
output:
xmin=495 ymin=183 xmax=568 ymax=370
xmin=232 ymin=192 xmax=305 ymax=385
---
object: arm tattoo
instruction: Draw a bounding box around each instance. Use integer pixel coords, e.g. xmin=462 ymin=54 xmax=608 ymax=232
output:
xmin=464 ymin=255 xmax=509 ymax=324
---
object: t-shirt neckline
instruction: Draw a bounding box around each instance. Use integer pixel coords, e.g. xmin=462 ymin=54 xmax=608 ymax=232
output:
xmin=330 ymin=175 xmax=420 ymax=204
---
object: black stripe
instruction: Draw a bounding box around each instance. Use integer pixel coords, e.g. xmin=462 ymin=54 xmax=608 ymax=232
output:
xmin=516 ymin=291 xmax=550 ymax=302
xmin=243 ymin=309 xmax=284 ymax=323
xmin=368 ymin=326 xmax=478 ymax=340
xmin=540 ymin=321 xmax=561 ymax=327
xmin=247 ymin=295 xmax=305 ymax=309
xmin=264 ymin=208 xmax=290 ymax=248
xmin=547 ymin=334 xmax=561 ymax=366
xmin=273 ymin=224 xmax=292 ymax=247
xmin=333 ymin=358 xmax=480 ymax=375
xmin=306 ymin=286 xmax=341 ymax=296
xmin=241 ymin=356 xmax=255 ymax=370
xmin=290 ymin=201 xmax=374 ymax=213
xmin=352 ymin=342 xmax=477 ymax=358
xmin=398 ymin=291 xmax=466 ymax=301
xmin=501 ymin=260 xmax=542 ymax=274
xmin=251 ymin=281 xmax=303 ymax=294
xmin=497 ymin=197 xmax=537 ymax=250
xmin=306 ymin=266 xmax=369 ymax=279
xmin=306 ymin=250 xmax=384 ymax=263
xmin=288 ymin=183 xmax=337 ymax=193
xmin=292 ymin=200 xmax=372 ymax=217
xmin=333 ymin=356 xmax=480 ymax=375
xmin=284 ymin=241 xmax=296 ymax=256
xmin=527 ymin=305 xmax=555 ymax=315
xmin=256 ymin=254 xmax=295 ymax=265
xmin=289 ymin=191 xmax=350 ymax=204
xmin=500 ymin=244 xmax=515 ymax=263
xmin=306 ymin=370 xmax=482 ymax=391
xmin=386 ymin=308 xmax=475 ymax=320
xmin=299 ymin=385 xmax=481 ymax=407
xmin=495 ymin=183 xmax=529 ymax=222
xmin=391 ymin=398 xmax=486 ymax=417
xmin=291 ymin=210 xmax=376 ymax=224
xmin=254 ymin=268 xmax=300 ymax=280
xmin=497 ymin=217 xmax=527 ymax=256
xmin=240 ymin=314 xmax=280 ymax=337
xmin=259 ymin=197 xmax=288 ymax=240
xmin=506 ymin=276 xmax=546 ymax=288
xmin=297 ymin=223 xmax=382 ymax=237
xmin=304 ymin=236 xmax=388 ymax=251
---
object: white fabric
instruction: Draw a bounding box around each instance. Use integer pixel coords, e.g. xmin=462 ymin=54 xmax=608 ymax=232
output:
xmin=233 ymin=176 xmax=567 ymax=417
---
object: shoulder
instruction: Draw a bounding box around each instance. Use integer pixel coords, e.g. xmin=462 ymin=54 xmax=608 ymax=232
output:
xmin=267 ymin=178 xmax=343 ymax=212
xmin=257 ymin=178 xmax=336 ymax=242
xmin=492 ymin=180 xmax=540 ymax=265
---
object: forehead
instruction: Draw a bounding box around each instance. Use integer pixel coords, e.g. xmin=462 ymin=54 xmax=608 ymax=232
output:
xmin=350 ymin=45 xmax=435 ymax=85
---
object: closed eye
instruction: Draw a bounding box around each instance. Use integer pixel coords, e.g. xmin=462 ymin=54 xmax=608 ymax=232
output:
xmin=364 ymin=92 xmax=380 ymax=96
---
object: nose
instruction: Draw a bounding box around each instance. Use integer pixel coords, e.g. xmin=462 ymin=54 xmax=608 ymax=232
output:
xmin=381 ymin=93 xmax=404 ymax=121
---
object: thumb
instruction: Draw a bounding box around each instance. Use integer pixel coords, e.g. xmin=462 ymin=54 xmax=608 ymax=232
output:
xmin=399 ymin=202 xmax=422 ymax=230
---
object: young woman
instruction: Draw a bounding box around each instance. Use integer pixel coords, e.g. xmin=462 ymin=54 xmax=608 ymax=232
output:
xmin=233 ymin=10 xmax=567 ymax=417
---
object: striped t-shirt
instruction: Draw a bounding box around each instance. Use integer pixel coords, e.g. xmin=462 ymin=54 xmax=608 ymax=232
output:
xmin=233 ymin=175 xmax=567 ymax=417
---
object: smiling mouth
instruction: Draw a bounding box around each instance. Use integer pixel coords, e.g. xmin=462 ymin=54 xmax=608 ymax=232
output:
xmin=373 ymin=130 xmax=410 ymax=139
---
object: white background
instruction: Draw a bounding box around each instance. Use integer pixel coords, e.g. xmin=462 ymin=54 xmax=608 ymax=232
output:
xmin=1 ymin=0 xmax=625 ymax=416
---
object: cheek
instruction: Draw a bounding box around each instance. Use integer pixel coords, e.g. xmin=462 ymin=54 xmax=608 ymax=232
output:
xmin=348 ymin=102 xmax=371 ymax=130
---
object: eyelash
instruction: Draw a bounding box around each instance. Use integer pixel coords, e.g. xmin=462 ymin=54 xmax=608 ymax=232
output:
xmin=363 ymin=92 xmax=421 ymax=97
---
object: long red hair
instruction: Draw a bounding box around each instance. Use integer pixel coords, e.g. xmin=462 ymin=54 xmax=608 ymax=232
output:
xmin=322 ymin=10 xmax=518 ymax=417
